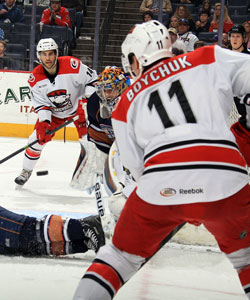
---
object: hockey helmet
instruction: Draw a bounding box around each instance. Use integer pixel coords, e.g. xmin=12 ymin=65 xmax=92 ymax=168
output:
xmin=96 ymin=66 xmax=131 ymax=118
xmin=228 ymin=25 xmax=246 ymax=39
xmin=121 ymin=20 xmax=172 ymax=78
xmin=36 ymin=38 xmax=59 ymax=63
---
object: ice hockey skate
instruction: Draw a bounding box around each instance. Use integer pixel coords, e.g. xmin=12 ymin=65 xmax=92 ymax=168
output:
xmin=80 ymin=215 xmax=105 ymax=253
xmin=14 ymin=169 xmax=32 ymax=186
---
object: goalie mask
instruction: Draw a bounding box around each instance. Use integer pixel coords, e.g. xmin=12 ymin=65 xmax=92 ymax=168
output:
xmin=121 ymin=20 xmax=172 ymax=79
xmin=96 ymin=66 xmax=131 ymax=119
xmin=36 ymin=38 xmax=59 ymax=68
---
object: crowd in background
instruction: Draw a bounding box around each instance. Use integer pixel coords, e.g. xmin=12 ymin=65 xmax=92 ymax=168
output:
xmin=0 ymin=0 xmax=250 ymax=71
xmin=141 ymin=0 xmax=250 ymax=53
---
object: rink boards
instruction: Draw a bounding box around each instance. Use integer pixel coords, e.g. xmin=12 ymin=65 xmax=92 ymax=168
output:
xmin=0 ymin=70 xmax=79 ymax=140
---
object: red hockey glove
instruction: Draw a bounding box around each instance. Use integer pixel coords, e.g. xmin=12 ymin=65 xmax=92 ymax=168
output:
xmin=36 ymin=120 xmax=53 ymax=145
xmin=231 ymin=121 xmax=250 ymax=166
xmin=76 ymin=99 xmax=87 ymax=123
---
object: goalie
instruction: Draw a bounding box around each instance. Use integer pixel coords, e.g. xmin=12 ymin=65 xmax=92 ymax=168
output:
xmin=70 ymin=66 xmax=135 ymax=221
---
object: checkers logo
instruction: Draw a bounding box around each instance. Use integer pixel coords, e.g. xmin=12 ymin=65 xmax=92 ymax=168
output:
xmin=160 ymin=188 xmax=176 ymax=197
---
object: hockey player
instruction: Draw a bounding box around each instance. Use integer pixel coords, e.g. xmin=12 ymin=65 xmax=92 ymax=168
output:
xmin=74 ymin=20 xmax=250 ymax=300
xmin=14 ymin=38 xmax=97 ymax=186
xmin=228 ymin=25 xmax=250 ymax=54
xmin=0 ymin=206 xmax=105 ymax=255
xmin=228 ymin=25 xmax=250 ymax=120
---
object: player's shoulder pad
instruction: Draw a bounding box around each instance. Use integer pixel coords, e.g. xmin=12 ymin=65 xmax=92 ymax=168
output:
xmin=28 ymin=64 xmax=46 ymax=87
xmin=58 ymin=56 xmax=81 ymax=74
xmin=87 ymin=92 xmax=100 ymax=117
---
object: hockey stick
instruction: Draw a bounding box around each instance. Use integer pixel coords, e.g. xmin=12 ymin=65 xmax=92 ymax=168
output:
xmin=143 ymin=222 xmax=187 ymax=266
xmin=94 ymin=173 xmax=105 ymax=218
xmin=0 ymin=115 xmax=79 ymax=165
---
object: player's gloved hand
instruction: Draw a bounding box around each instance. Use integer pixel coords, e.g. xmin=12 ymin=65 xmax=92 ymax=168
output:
xmin=36 ymin=120 xmax=53 ymax=145
xmin=76 ymin=99 xmax=87 ymax=123
xmin=231 ymin=120 xmax=250 ymax=166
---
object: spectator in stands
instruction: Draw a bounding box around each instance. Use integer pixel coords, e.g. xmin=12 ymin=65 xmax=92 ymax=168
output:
xmin=177 ymin=18 xmax=198 ymax=51
xmin=222 ymin=32 xmax=229 ymax=48
xmin=194 ymin=40 xmax=205 ymax=49
xmin=195 ymin=9 xmax=210 ymax=36
xmin=228 ymin=25 xmax=250 ymax=54
xmin=0 ymin=26 xmax=4 ymax=39
xmin=243 ymin=21 xmax=250 ymax=50
xmin=169 ymin=15 xmax=179 ymax=31
xmin=209 ymin=3 xmax=233 ymax=33
xmin=142 ymin=10 xmax=154 ymax=22
xmin=198 ymin=0 xmax=214 ymax=17
xmin=173 ymin=4 xmax=195 ymax=32
xmin=40 ymin=0 xmax=72 ymax=28
xmin=0 ymin=0 xmax=24 ymax=23
xmin=168 ymin=27 xmax=187 ymax=54
xmin=139 ymin=0 xmax=172 ymax=26
xmin=0 ymin=40 xmax=8 ymax=69
xmin=40 ymin=0 xmax=73 ymax=48
xmin=61 ymin=0 xmax=85 ymax=38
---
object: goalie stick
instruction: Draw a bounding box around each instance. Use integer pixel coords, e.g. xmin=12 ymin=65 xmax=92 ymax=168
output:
xmin=0 ymin=115 xmax=79 ymax=165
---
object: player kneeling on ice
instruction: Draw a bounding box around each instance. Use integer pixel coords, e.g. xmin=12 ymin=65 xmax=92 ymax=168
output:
xmin=14 ymin=38 xmax=97 ymax=186
xmin=73 ymin=20 xmax=250 ymax=300
xmin=70 ymin=66 xmax=135 ymax=225
xmin=0 ymin=206 xmax=105 ymax=256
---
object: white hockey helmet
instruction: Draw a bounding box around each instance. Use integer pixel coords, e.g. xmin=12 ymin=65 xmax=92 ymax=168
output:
xmin=121 ymin=20 xmax=172 ymax=78
xmin=36 ymin=38 xmax=59 ymax=62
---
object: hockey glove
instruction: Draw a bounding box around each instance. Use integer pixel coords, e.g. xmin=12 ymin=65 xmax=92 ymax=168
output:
xmin=76 ymin=99 xmax=87 ymax=123
xmin=231 ymin=120 xmax=250 ymax=166
xmin=36 ymin=120 xmax=53 ymax=145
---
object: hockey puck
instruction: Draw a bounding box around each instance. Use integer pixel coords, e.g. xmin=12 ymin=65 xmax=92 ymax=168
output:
xmin=36 ymin=171 xmax=48 ymax=176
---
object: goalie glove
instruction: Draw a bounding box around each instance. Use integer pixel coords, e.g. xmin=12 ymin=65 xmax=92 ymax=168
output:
xmin=231 ymin=120 xmax=250 ymax=166
xmin=108 ymin=184 xmax=127 ymax=222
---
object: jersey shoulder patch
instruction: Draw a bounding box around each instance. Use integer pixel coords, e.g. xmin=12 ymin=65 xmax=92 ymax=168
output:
xmin=28 ymin=65 xmax=46 ymax=87
xmin=58 ymin=56 xmax=81 ymax=74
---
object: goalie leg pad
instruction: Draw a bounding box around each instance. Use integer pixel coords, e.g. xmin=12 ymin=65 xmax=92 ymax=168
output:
xmin=70 ymin=136 xmax=107 ymax=191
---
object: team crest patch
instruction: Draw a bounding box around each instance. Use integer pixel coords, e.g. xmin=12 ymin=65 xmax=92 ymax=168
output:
xmin=70 ymin=58 xmax=79 ymax=69
xmin=28 ymin=73 xmax=35 ymax=83
xmin=47 ymin=89 xmax=72 ymax=111
xmin=160 ymin=188 xmax=176 ymax=197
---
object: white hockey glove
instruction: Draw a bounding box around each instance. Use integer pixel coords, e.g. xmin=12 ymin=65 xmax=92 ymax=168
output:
xmin=108 ymin=184 xmax=127 ymax=222
xmin=70 ymin=136 xmax=108 ymax=192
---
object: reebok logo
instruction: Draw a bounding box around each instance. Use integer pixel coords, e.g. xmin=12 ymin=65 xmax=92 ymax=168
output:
xmin=179 ymin=188 xmax=204 ymax=194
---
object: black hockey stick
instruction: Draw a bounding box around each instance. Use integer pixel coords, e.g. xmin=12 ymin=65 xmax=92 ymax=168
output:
xmin=0 ymin=115 xmax=79 ymax=165
xmin=143 ymin=222 xmax=187 ymax=266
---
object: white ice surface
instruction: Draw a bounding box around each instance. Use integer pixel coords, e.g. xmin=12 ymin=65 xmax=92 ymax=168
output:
xmin=0 ymin=137 xmax=247 ymax=300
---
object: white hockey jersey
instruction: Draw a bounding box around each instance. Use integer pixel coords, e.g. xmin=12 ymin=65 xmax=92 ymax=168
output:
xmin=178 ymin=31 xmax=199 ymax=52
xmin=28 ymin=56 xmax=97 ymax=122
xmin=112 ymin=45 xmax=250 ymax=206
